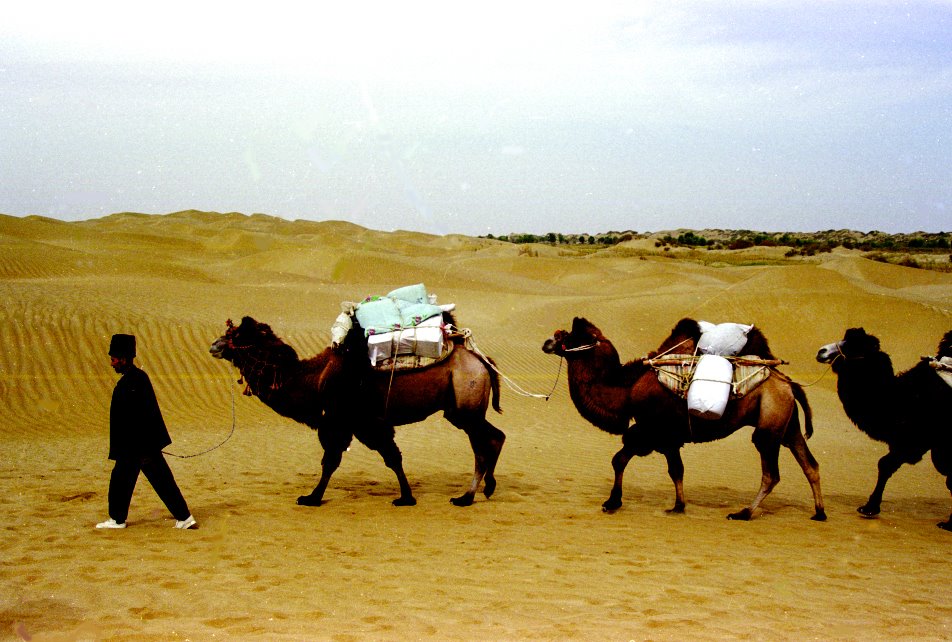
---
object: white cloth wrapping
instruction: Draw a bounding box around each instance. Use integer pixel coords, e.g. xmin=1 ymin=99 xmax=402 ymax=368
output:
xmin=697 ymin=321 xmax=753 ymax=356
xmin=330 ymin=302 xmax=357 ymax=347
xmin=687 ymin=354 xmax=734 ymax=419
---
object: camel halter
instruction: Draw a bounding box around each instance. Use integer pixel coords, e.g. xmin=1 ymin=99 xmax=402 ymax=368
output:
xmin=218 ymin=320 xmax=287 ymax=396
xmin=562 ymin=342 xmax=598 ymax=352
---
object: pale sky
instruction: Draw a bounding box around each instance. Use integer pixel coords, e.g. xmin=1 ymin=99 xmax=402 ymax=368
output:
xmin=1 ymin=1 xmax=950 ymax=236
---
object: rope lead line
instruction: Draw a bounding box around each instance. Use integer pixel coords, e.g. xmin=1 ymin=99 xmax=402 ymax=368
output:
xmin=462 ymin=329 xmax=562 ymax=401
xmin=163 ymin=374 xmax=237 ymax=459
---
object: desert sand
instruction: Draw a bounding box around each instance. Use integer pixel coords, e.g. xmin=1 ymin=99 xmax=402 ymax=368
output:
xmin=1 ymin=211 xmax=950 ymax=641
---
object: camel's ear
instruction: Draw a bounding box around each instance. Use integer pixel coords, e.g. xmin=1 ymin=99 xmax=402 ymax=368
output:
xmin=846 ymin=327 xmax=878 ymax=353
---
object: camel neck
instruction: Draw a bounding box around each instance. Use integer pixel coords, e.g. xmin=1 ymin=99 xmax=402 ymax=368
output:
xmin=564 ymin=345 xmax=644 ymax=435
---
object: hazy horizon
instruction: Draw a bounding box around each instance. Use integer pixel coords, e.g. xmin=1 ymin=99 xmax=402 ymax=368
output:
xmin=2 ymin=2 xmax=950 ymax=237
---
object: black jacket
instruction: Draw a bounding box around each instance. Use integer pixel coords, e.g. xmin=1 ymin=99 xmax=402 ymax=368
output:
xmin=109 ymin=365 xmax=172 ymax=460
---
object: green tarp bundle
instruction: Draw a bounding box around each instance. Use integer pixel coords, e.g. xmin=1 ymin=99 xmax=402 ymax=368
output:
xmin=354 ymin=283 xmax=444 ymax=336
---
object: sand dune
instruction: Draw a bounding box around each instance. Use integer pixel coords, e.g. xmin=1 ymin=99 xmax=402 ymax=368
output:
xmin=1 ymin=211 xmax=951 ymax=641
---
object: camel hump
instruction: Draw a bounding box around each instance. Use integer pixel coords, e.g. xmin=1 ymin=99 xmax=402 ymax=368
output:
xmin=938 ymin=329 xmax=952 ymax=358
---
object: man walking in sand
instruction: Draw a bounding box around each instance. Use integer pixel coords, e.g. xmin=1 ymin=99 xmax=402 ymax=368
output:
xmin=96 ymin=334 xmax=197 ymax=530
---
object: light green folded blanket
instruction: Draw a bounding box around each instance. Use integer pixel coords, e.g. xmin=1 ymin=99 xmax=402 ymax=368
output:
xmin=354 ymin=283 xmax=444 ymax=336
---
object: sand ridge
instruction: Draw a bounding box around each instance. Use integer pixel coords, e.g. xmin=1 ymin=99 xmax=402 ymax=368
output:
xmin=1 ymin=211 xmax=951 ymax=640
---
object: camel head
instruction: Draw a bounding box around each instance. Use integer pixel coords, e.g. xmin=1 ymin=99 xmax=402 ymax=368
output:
xmin=209 ymin=317 xmax=299 ymax=365
xmin=209 ymin=318 xmax=241 ymax=360
xmin=816 ymin=327 xmax=881 ymax=367
xmin=542 ymin=317 xmax=602 ymax=357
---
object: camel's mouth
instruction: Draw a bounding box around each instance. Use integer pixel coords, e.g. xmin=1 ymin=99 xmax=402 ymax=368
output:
xmin=542 ymin=333 xmax=566 ymax=355
xmin=815 ymin=341 xmax=841 ymax=364
xmin=209 ymin=338 xmax=227 ymax=358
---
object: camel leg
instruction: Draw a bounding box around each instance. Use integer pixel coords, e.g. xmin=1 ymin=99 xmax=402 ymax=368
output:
xmin=449 ymin=417 xmax=506 ymax=507
xmin=603 ymin=428 xmax=654 ymax=513
xmin=662 ymin=448 xmax=686 ymax=514
xmin=363 ymin=427 xmax=416 ymax=506
xmin=783 ymin=426 xmax=827 ymax=521
xmin=603 ymin=445 xmax=634 ymax=512
xmin=941 ymin=474 xmax=952 ymax=532
xmin=479 ymin=423 xmax=506 ymax=500
xmin=729 ymin=430 xmax=780 ymax=521
xmin=298 ymin=427 xmax=352 ymax=506
xmin=930 ymin=447 xmax=952 ymax=532
xmin=297 ymin=448 xmax=342 ymax=506
xmin=379 ymin=442 xmax=416 ymax=506
xmin=859 ymin=450 xmax=905 ymax=517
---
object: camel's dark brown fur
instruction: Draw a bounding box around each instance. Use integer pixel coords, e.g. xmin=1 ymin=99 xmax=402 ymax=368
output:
xmin=210 ymin=316 xmax=505 ymax=507
xmin=543 ymin=317 xmax=826 ymax=521
xmin=817 ymin=328 xmax=952 ymax=530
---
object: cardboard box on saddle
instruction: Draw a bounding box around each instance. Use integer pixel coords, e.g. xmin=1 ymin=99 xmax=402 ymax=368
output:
xmin=367 ymin=316 xmax=445 ymax=366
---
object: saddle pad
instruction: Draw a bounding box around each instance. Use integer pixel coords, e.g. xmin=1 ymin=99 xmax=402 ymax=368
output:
xmin=652 ymin=354 xmax=773 ymax=400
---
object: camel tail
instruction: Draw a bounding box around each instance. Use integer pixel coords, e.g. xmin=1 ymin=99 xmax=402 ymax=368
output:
xmin=791 ymin=381 xmax=814 ymax=439
xmin=483 ymin=354 xmax=503 ymax=414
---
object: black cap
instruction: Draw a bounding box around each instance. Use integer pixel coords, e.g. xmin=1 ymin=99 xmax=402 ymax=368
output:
xmin=109 ymin=334 xmax=136 ymax=358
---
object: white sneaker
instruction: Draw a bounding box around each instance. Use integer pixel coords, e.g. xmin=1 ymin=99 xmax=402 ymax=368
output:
xmin=174 ymin=515 xmax=197 ymax=530
xmin=96 ymin=518 xmax=126 ymax=529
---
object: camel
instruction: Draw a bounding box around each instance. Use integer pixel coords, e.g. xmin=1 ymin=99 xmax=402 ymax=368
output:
xmin=816 ymin=328 xmax=952 ymax=530
xmin=209 ymin=316 xmax=505 ymax=507
xmin=542 ymin=317 xmax=826 ymax=521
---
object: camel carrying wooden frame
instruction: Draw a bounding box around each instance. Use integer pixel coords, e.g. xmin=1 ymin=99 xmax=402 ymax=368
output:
xmin=646 ymin=354 xmax=786 ymax=400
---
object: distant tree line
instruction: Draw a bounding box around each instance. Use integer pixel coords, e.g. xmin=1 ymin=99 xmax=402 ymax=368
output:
xmin=482 ymin=229 xmax=950 ymax=256
xmin=652 ymin=231 xmax=950 ymax=253
xmin=483 ymin=231 xmax=636 ymax=245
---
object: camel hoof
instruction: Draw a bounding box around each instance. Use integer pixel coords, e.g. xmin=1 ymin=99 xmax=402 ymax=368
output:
xmin=666 ymin=503 xmax=686 ymax=514
xmin=857 ymin=504 xmax=880 ymax=518
xmin=392 ymin=496 xmax=417 ymax=507
xmin=811 ymin=509 xmax=828 ymax=522
xmin=297 ymin=495 xmax=323 ymax=507
xmin=483 ymin=477 xmax=497 ymax=498
xmin=727 ymin=508 xmax=753 ymax=521
xmin=602 ymin=490 xmax=621 ymax=513
xmin=938 ymin=520 xmax=952 ymax=532
xmin=450 ymin=494 xmax=474 ymax=507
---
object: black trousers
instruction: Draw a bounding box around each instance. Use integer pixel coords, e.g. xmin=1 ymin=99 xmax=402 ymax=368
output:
xmin=108 ymin=453 xmax=190 ymax=523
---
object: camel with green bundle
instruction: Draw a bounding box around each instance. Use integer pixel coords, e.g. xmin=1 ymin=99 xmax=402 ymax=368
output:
xmin=210 ymin=316 xmax=505 ymax=507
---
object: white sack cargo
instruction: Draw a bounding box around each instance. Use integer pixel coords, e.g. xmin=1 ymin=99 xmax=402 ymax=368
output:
xmin=367 ymin=315 xmax=445 ymax=366
xmin=687 ymin=354 xmax=734 ymax=419
xmin=697 ymin=321 xmax=753 ymax=357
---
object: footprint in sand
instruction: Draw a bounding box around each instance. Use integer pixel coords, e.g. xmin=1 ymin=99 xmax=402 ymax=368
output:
xmin=59 ymin=491 xmax=96 ymax=502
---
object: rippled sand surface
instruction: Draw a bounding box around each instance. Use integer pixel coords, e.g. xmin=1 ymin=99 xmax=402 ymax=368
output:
xmin=2 ymin=211 xmax=950 ymax=641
